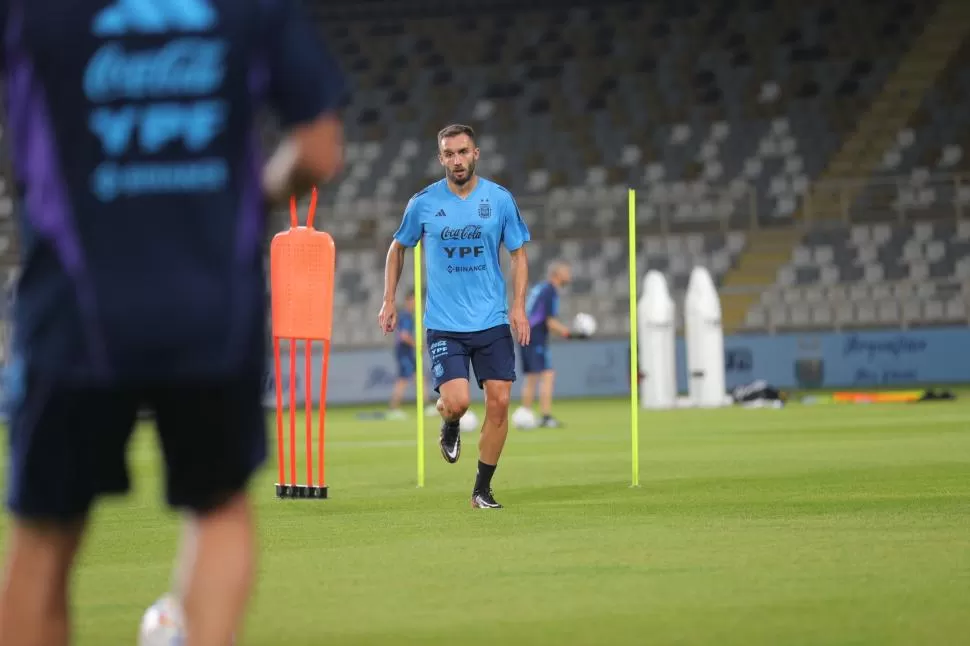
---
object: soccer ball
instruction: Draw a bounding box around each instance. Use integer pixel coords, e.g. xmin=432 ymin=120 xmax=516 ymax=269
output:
xmin=459 ymin=409 xmax=479 ymax=433
xmin=138 ymin=595 xmax=185 ymax=646
xmin=573 ymin=312 xmax=597 ymax=337
xmin=512 ymin=406 xmax=538 ymax=429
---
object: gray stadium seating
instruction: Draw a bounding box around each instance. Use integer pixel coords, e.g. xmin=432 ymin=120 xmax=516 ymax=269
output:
xmin=0 ymin=0 xmax=962 ymax=348
xmin=848 ymin=35 xmax=970 ymax=222
xmin=744 ymin=220 xmax=970 ymax=331
xmin=303 ymin=0 xmax=938 ymax=235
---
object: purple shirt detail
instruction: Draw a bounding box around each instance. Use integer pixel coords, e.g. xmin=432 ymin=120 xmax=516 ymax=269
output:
xmin=4 ymin=4 xmax=110 ymax=376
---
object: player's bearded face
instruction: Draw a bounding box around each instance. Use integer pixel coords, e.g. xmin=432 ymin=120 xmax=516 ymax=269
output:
xmin=439 ymin=136 xmax=479 ymax=185
xmin=446 ymin=155 xmax=476 ymax=185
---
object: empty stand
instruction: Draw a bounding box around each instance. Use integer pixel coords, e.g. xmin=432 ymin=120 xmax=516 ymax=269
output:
xmin=744 ymin=220 xmax=970 ymax=331
xmin=0 ymin=0 xmax=966 ymax=348
xmin=308 ymin=0 xmax=938 ymax=234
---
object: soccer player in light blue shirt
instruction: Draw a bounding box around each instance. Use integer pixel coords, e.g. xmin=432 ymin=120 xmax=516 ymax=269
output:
xmin=379 ymin=124 xmax=531 ymax=509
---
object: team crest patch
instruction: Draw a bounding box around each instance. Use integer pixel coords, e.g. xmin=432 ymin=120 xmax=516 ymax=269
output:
xmin=478 ymin=200 xmax=491 ymax=219
xmin=433 ymin=363 xmax=445 ymax=378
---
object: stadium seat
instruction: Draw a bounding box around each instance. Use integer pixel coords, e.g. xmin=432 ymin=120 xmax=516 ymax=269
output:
xmin=0 ymin=0 xmax=960 ymax=348
xmin=745 ymin=219 xmax=967 ymax=331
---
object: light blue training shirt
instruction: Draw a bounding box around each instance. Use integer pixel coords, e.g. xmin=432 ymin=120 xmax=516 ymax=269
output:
xmin=393 ymin=177 xmax=530 ymax=332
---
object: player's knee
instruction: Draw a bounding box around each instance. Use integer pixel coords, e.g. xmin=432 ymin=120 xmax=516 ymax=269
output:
xmin=485 ymin=389 xmax=511 ymax=417
xmin=440 ymin=393 xmax=469 ymax=419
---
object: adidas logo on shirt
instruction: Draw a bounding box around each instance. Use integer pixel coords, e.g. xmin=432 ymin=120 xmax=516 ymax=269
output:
xmin=435 ymin=209 xmax=447 ymax=217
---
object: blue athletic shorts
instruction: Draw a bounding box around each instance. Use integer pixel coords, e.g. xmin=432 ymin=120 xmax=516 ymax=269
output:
xmin=5 ymin=368 xmax=267 ymax=521
xmin=395 ymin=347 xmax=416 ymax=379
xmin=520 ymin=342 xmax=550 ymax=374
xmin=427 ymin=324 xmax=516 ymax=391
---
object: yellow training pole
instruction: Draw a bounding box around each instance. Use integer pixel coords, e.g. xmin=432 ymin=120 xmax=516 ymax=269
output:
xmin=413 ymin=242 xmax=425 ymax=488
xmin=628 ymin=189 xmax=640 ymax=487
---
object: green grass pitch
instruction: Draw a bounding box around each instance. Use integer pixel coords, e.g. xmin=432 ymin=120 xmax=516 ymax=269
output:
xmin=1 ymin=396 xmax=969 ymax=645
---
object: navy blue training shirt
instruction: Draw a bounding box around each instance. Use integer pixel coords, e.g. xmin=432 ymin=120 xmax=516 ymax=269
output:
xmin=525 ymin=280 xmax=559 ymax=346
xmin=0 ymin=0 xmax=347 ymax=384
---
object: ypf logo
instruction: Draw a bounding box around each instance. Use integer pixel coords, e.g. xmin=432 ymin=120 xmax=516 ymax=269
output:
xmin=93 ymin=0 xmax=217 ymax=36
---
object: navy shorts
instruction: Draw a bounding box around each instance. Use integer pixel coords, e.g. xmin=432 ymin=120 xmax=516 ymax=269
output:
xmin=427 ymin=324 xmax=516 ymax=391
xmin=520 ymin=342 xmax=550 ymax=374
xmin=5 ymin=368 xmax=267 ymax=521
xmin=395 ymin=347 xmax=416 ymax=379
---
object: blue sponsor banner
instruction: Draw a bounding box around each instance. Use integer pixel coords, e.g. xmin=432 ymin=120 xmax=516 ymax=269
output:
xmin=266 ymin=327 xmax=970 ymax=406
xmin=715 ymin=327 xmax=970 ymax=391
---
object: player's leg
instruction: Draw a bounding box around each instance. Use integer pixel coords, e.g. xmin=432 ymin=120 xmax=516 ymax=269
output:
xmin=175 ymin=495 xmax=254 ymax=646
xmin=520 ymin=373 xmax=536 ymax=407
xmin=389 ymin=377 xmax=406 ymax=409
xmin=514 ymin=345 xmax=542 ymax=428
xmin=388 ymin=354 xmax=414 ymax=419
xmin=468 ymin=326 xmax=517 ymax=509
xmin=388 ymin=377 xmax=408 ymax=417
xmin=150 ymin=371 xmax=266 ymax=646
xmin=538 ymin=368 xmax=562 ymax=427
xmin=0 ymin=376 xmax=138 ymax=646
xmin=423 ymin=372 xmax=438 ymax=413
xmin=428 ymin=332 xmax=471 ymax=463
xmin=0 ymin=518 xmax=86 ymax=646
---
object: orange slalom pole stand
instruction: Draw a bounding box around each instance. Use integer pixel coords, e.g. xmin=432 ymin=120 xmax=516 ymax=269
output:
xmin=270 ymin=188 xmax=335 ymax=499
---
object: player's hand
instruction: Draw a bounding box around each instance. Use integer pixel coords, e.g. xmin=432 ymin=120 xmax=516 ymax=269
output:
xmin=510 ymin=305 xmax=530 ymax=346
xmin=378 ymin=301 xmax=398 ymax=335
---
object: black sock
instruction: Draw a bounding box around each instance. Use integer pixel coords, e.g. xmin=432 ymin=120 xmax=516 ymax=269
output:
xmin=474 ymin=461 xmax=497 ymax=494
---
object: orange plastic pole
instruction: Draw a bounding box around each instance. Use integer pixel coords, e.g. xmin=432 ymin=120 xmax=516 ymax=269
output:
xmin=318 ymin=339 xmax=330 ymax=487
xmin=288 ymin=338 xmax=296 ymax=486
xmin=274 ymin=338 xmax=284 ymax=486
xmin=304 ymin=340 xmax=313 ymax=485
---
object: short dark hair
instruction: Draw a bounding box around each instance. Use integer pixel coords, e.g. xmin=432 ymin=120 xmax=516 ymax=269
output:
xmin=437 ymin=124 xmax=476 ymax=145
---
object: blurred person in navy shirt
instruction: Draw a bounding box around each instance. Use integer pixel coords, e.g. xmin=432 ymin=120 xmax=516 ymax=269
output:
xmin=0 ymin=0 xmax=347 ymax=644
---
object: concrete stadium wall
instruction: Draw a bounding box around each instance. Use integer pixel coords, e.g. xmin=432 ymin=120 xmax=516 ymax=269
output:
xmin=265 ymin=326 xmax=970 ymax=406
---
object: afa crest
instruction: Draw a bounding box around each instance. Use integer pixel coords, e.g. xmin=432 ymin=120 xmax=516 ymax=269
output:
xmin=478 ymin=200 xmax=491 ymax=219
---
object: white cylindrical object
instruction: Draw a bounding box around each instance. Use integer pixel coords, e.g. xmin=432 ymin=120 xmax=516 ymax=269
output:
xmin=685 ymin=266 xmax=726 ymax=407
xmin=638 ymin=270 xmax=677 ymax=409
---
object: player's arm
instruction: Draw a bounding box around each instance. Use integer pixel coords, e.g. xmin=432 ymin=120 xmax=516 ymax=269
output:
xmin=263 ymin=117 xmax=344 ymax=205
xmin=546 ymin=317 xmax=572 ymax=338
xmin=262 ymin=0 xmax=350 ymax=205
xmin=509 ymin=247 xmax=529 ymax=314
xmin=546 ymin=291 xmax=578 ymax=338
xmin=380 ymin=197 xmax=423 ymax=333
xmin=383 ymin=241 xmax=407 ymax=305
xmin=501 ymin=190 xmax=532 ymax=345
xmin=508 ymin=246 xmax=530 ymax=346
xmin=500 ymin=191 xmax=530 ymax=308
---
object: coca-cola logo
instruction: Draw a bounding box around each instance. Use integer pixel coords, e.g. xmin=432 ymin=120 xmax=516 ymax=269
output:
xmin=83 ymin=40 xmax=226 ymax=102
xmin=440 ymin=225 xmax=482 ymax=240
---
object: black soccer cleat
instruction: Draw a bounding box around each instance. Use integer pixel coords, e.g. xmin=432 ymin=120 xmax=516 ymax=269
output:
xmin=471 ymin=489 xmax=503 ymax=509
xmin=439 ymin=419 xmax=461 ymax=463
xmin=540 ymin=415 xmax=563 ymax=428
